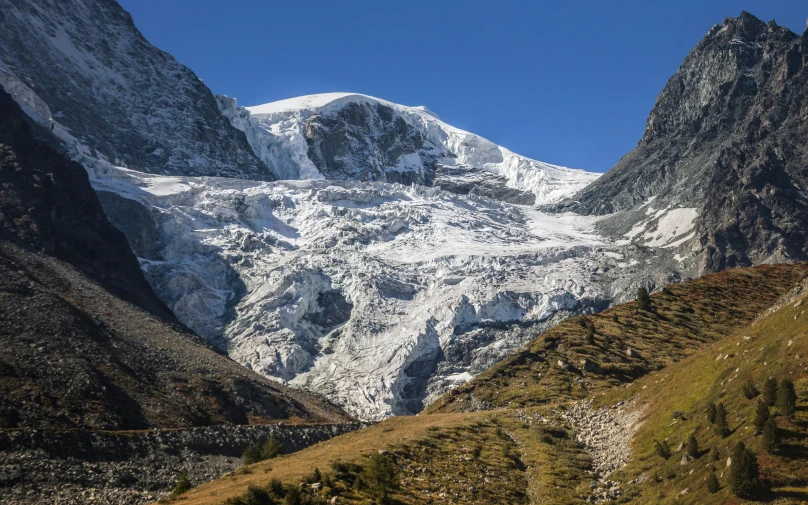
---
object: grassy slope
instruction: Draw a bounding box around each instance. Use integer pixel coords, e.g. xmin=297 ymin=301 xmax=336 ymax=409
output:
xmin=164 ymin=263 xmax=808 ymax=505
xmin=599 ymin=277 xmax=808 ymax=504
xmin=427 ymin=264 xmax=808 ymax=414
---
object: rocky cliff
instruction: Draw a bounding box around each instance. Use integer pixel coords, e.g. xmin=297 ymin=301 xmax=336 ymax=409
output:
xmin=0 ymin=0 xmax=272 ymax=179
xmin=556 ymin=12 xmax=808 ymax=273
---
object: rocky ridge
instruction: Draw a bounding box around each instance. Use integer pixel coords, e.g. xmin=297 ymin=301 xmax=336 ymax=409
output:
xmin=556 ymin=12 xmax=808 ymax=273
xmin=0 ymin=0 xmax=271 ymax=179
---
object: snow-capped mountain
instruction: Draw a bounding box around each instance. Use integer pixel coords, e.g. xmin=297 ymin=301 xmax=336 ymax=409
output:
xmin=218 ymin=93 xmax=600 ymax=204
xmin=5 ymin=0 xmax=786 ymax=422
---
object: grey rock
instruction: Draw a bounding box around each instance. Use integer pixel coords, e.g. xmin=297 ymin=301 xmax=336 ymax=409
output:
xmin=0 ymin=0 xmax=272 ymax=179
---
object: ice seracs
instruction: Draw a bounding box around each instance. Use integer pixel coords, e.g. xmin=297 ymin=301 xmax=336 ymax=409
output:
xmin=89 ymin=162 xmax=651 ymax=421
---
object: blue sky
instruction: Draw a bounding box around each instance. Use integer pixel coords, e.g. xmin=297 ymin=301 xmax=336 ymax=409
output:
xmin=118 ymin=0 xmax=805 ymax=172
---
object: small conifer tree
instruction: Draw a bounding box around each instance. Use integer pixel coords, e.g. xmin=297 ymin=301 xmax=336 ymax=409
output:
xmin=753 ymin=399 xmax=769 ymax=432
xmin=776 ymin=378 xmax=797 ymax=417
xmin=762 ymin=417 xmax=779 ymax=454
xmin=763 ymin=378 xmax=778 ymax=406
xmin=729 ymin=442 xmax=759 ymax=498
xmin=687 ymin=433 xmax=699 ymax=458
xmin=714 ymin=403 xmax=730 ymax=437
xmin=706 ymin=472 xmax=720 ymax=493
xmin=172 ymin=469 xmax=192 ymax=496
xmin=637 ymin=287 xmax=652 ymax=311
xmin=585 ymin=321 xmax=595 ymax=344
xmin=710 ymin=447 xmax=720 ymax=462
xmin=654 ymin=439 xmax=671 ymax=460
xmin=742 ymin=379 xmax=758 ymax=400
xmin=706 ymin=402 xmax=717 ymax=424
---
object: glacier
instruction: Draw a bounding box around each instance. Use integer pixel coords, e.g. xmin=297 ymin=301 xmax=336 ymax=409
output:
xmin=5 ymin=71 xmax=683 ymax=419
xmin=87 ymin=158 xmax=676 ymax=420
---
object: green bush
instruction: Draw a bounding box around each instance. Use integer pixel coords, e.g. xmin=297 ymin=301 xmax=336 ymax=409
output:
xmin=742 ymin=379 xmax=758 ymax=400
xmin=171 ymin=469 xmax=192 ymax=496
xmin=356 ymin=453 xmax=398 ymax=504
xmin=776 ymin=378 xmax=797 ymax=417
xmin=243 ymin=437 xmax=283 ymax=465
xmin=729 ymin=442 xmax=759 ymax=498
xmin=763 ymin=378 xmax=778 ymax=406
xmin=753 ymin=399 xmax=769 ymax=432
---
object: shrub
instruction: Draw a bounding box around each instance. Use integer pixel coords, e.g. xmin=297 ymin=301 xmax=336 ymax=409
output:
xmin=171 ymin=469 xmax=192 ymax=496
xmin=706 ymin=471 xmax=720 ymax=493
xmin=776 ymin=378 xmax=797 ymax=417
xmin=763 ymin=378 xmax=778 ymax=406
xmin=686 ymin=433 xmax=699 ymax=458
xmin=762 ymin=417 xmax=779 ymax=454
xmin=706 ymin=402 xmax=717 ymax=425
xmin=654 ymin=439 xmax=671 ymax=460
xmin=268 ymin=478 xmax=284 ymax=496
xmin=282 ymin=487 xmax=300 ymax=505
xmin=753 ymin=399 xmax=769 ymax=432
xmin=710 ymin=447 xmax=720 ymax=462
xmin=729 ymin=442 xmax=759 ymax=498
xmin=302 ymin=467 xmax=322 ymax=484
xmin=714 ymin=403 xmax=730 ymax=437
xmin=357 ymin=453 xmax=398 ymax=503
xmin=612 ymin=314 xmax=619 ymax=323
xmin=637 ymin=287 xmax=652 ymax=311
xmin=243 ymin=437 xmax=283 ymax=465
xmin=471 ymin=445 xmax=482 ymax=459
xmin=742 ymin=379 xmax=758 ymax=400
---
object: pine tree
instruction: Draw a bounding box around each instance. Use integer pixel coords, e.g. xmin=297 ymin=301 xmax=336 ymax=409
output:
xmin=776 ymin=378 xmax=797 ymax=417
xmin=706 ymin=402 xmax=717 ymax=425
xmin=763 ymin=378 xmax=778 ymax=406
xmin=686 ymin=433 xmax=699 ymax=458
xmin=172 ymin=469 xmax=192 ymax=496
xmin=654 ymin=439 xmax=671 ymax=460
xmin=729 ymin=442 xmax=759 ymax=498
xmin=585 ymin=320 xmax=595 ymax=344
xmin=762 ymin=417 xmax=779 ymax=454
xmin=706 ymin=472 xmax=720 ymax=494
xmin=714 ymin=402 xmax=730 ymax=437
xmin=710 ymin=447 xmax=720 ymax=462
xmin=753 ymin=399 xmax=770 ymax=432
xmin=637 ymin=287 xmax=652 ymax=311
xmin=742 ymin=379 xmax=758 ymax=400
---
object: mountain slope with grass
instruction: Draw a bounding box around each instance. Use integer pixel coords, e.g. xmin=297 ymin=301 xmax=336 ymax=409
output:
xmin=158 ymin=262 xmax=808 ymax=505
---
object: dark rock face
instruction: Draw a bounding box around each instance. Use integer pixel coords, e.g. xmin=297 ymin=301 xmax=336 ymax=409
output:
xmin=304 ymin=101 xmax=439 ymax=184
xmin=556 ymin=12 xmax=808 ymax=272
xmin=0 ymin=0 xmax=271 ymax=179
xmin=0 ymin=88 xmax=351 ymax=430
